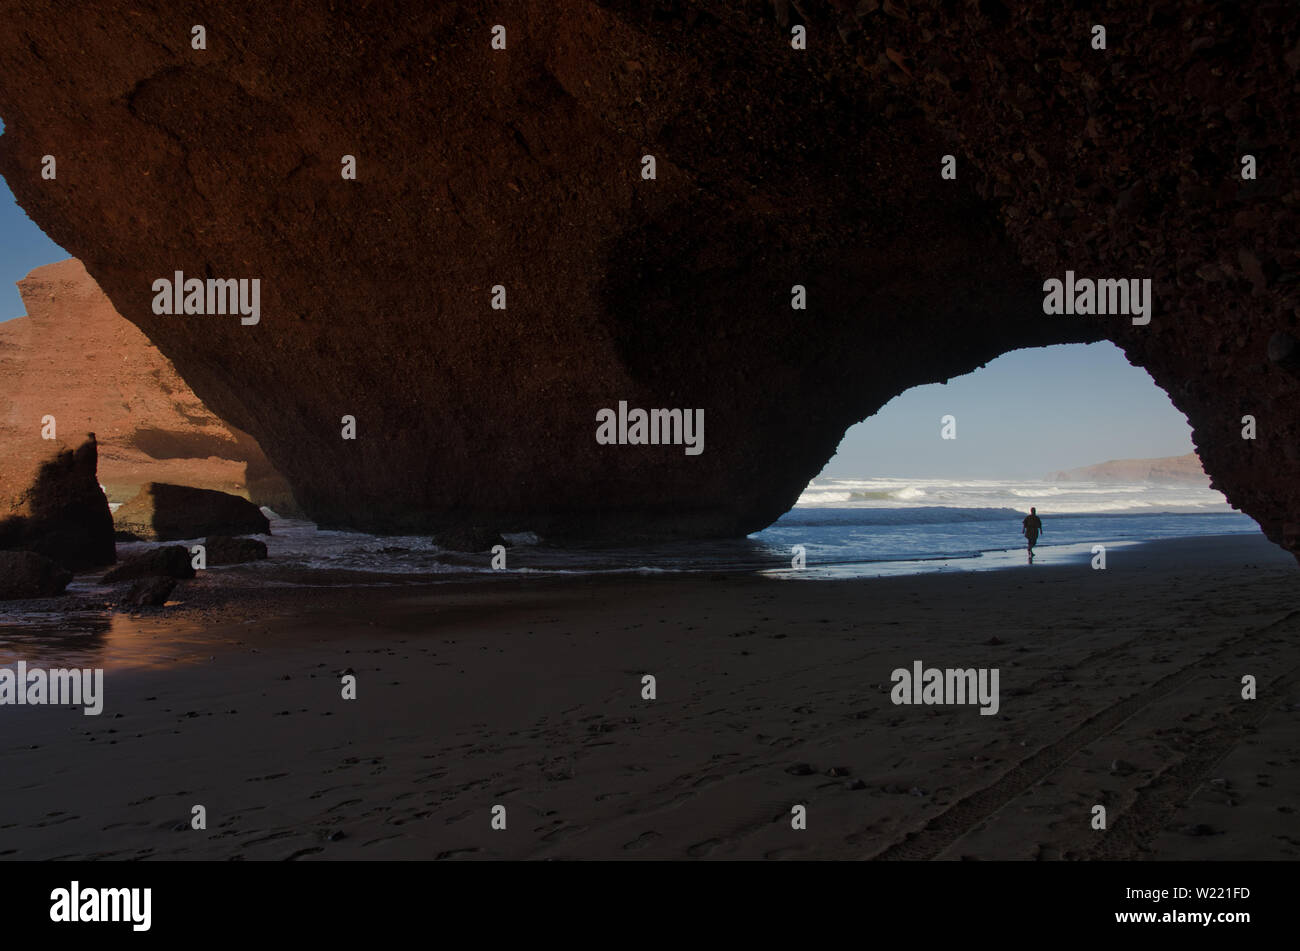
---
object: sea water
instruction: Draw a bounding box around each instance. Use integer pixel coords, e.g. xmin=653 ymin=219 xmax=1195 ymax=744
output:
xmin=104 ymin=476 xmax=1255 ymax=582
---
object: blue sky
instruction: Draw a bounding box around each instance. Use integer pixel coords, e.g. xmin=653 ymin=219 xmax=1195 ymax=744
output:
xmin=0 ymin=161 xmax=1193 ymax=481
xmin=818 ymin=343 xmax=1195 ymax=480
xmin=0 ymin=175 xmax=69 ymax=319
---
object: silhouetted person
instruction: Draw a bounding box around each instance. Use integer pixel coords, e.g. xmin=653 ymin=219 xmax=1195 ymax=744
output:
xmin=1022 ymin=507 xmax=1043 ymax=558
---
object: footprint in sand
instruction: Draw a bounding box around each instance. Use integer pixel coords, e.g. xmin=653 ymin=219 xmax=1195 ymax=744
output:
xmin=325 ymin=798 xmax=364 ymax=813
xmin=622 ymin=831 xmax=662 ymax=851
xmin=540 ymin=824 xmax=586 ymax=842
xmin=763 ymin=846 xmax=810 ymax=859
xmin=687 ymin=837 xmax=722 ymax=857
xmin=241 ymin=830 xmax=296 ymax=847
xmin=435 ymin=847 xmax=481 ymax=860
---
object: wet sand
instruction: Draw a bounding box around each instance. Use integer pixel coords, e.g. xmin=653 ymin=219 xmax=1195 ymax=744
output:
xmin=1 ymin=533 xmax=1297 ymax=860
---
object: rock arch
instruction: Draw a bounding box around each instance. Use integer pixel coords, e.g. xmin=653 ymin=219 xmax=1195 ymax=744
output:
xmin=0 ymin=2 xmax=1293 ymax=549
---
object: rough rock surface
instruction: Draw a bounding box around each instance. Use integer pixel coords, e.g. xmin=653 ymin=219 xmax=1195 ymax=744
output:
xmin=435 ymin=527 xmax=509 ymax=553
xmin=0 ymin=2 xmax=1294 ymax=549
xmin=0 ymin=550 xmax=73 ymax=600
xmin=204 ymin=535 xmax=269 ymax=565
xmin=120 ymin=576 xmax=178 ymax=607
xmin=0 ymin=258 xmax=296 ymax=512
xmin=0 ymin=433 xmax=115 ymax=569
xmin=113 ymin=483 xmax=270 ymax=542
xmin=101 ymin=545 xmax=196 ymax=583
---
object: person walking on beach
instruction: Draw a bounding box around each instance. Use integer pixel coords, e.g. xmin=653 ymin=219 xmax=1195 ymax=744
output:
xmin=1022 ymin=507 xmax=1043 ymax=556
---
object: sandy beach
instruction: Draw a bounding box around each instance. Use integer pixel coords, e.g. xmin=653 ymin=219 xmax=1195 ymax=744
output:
xmin=1 ymin=533 xmax=1297 ymax=861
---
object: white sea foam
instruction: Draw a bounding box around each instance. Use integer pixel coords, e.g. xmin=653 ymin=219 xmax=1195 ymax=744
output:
xmin=797 ymin=477 xmax=1232 ymax=514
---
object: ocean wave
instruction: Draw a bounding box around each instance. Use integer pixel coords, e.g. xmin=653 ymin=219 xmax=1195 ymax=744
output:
xmin=779 ymin=506 xmax=1025 ymax=527
xmin=800 ymin=476 xmax=1232 ymax=514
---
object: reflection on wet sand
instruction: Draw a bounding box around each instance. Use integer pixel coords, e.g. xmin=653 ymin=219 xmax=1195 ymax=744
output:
xmin=0 ymin=609 xmax=220 ymax=671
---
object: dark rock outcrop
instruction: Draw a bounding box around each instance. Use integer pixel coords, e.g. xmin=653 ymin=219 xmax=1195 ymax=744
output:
xmin=120 ymin=576 xmax=177 ymax=607
xmin=113 ymin=483 xmax=270 ymax=542
xmin=0 ymin=258 xmax=298 ymax=514
xmin=0 ymin=433 xmax=115 ymax=569
xmin=0 ymin=550 xmax=73 ymax=600
xmin=0 ymin=3 xmax=1294 ymax=549
xmin=101 ymin=545 xmax=196 ymax=583
xmin=204 ymin=535 xmax=269 ymax=565
xmin=435 ymin=527 xmax=508 ymax=553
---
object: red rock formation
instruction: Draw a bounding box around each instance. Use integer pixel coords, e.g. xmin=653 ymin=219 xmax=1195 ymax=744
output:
xmin=0 ymin=259 xmax=295 ymax=512
xmin=0 ymin=3 xmax=1293 ymax=549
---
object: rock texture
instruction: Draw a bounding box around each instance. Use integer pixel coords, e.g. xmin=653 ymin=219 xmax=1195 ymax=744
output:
xmin=1048 ymin=453 xmax=1209 ymax=485
xmin=113 ymin=483 xmax=270 ymax=542
xmin=435 ymin=527 xmax=509 ymax=553
xmin=0 ymin=433 xmax=115 ymax=569
xmin=204 ymin=535 xmax=269 ymax=565
xmin=0 ymin=3 xmax=1294 ymax=548
xmin=101 ymin=545 xmax=195 ymax=583
xmin=0 ymin=258 xmax=296 ymax=512
xmin=120 ymin=576 xmax=178 ymax=607
xmin=0 ymin=550 xmax=73 ymax=600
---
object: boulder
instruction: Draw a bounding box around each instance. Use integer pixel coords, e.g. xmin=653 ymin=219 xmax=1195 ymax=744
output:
xmin=204 ymin=535 xmax=269 ymax=565
xmin=120 ymin=576 xmax=177 ymax=608
xmin=113 ymin=483 xmax=270 ymax=542
xmin=0 ymin=433 xmax=115 ymax=570
xmin=101 ymin=545 xmax=196 ymax=583
xmin=0 ymin=550 xmax=73 ymax=600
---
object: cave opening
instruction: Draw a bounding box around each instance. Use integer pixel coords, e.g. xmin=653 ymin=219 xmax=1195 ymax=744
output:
xmin=751 ymin=341 xmax=1261 ymax=576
